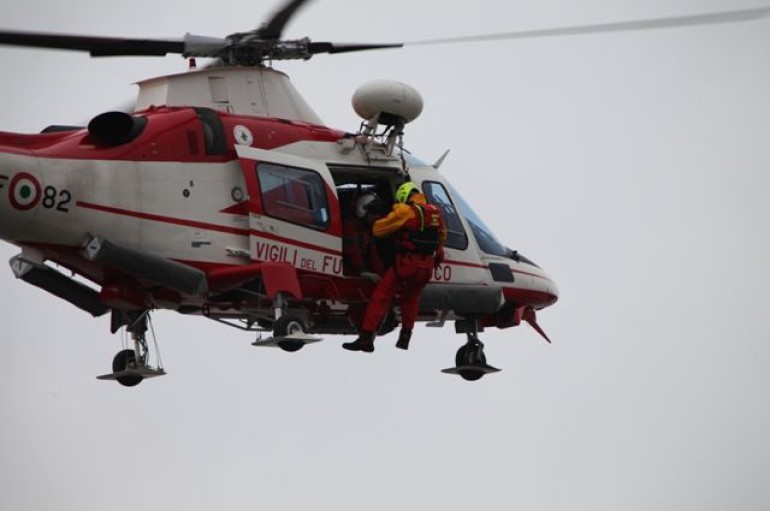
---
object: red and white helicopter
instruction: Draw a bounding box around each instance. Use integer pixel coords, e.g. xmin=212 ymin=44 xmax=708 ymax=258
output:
xmin=0 ymin=0 xmax=766 ymax=385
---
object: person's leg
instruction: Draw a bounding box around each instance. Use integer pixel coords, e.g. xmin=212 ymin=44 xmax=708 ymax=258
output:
xmin=395 ymin=267 xmax=432 ymax=350
xmin=343 ymin=267 xmax=400 ymax=352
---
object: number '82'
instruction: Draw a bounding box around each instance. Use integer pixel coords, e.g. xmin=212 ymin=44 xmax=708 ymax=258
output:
xmin=43 ymin=186 xmax=72 ymax=212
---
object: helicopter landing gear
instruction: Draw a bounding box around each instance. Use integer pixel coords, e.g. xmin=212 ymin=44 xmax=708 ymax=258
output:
xmin=273 ymin=315 xmax=309 ymax=352
xmin=252 ymin=293 xmax=322 ymax=351
xmin=441 ymin=319 xmax=500 ymax=382
xmin=97 ymin=311 xmax=166 ymax=387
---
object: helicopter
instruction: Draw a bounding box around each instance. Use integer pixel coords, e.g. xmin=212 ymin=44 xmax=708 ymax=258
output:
xmin=0 ymin=1 xmax=767 ymax=386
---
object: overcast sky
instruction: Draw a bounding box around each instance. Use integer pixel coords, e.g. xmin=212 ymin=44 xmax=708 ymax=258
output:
xmin=1 ymin=1 xmax=769 ymax=510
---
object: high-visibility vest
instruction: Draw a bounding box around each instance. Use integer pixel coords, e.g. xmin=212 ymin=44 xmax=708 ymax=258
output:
xmin=397 ymin=203 xmax=442 ymax=254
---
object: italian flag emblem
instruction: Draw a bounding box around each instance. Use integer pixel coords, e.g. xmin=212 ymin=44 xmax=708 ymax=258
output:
xmin=9 ymin=173 xmax=41 ymax=211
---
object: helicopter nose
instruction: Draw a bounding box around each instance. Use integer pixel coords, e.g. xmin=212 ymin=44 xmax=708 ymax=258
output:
xmin=531 ymin=268 xmax=559 ymax=307
xmin=502 ymin=263 xmax=559 ymax=311
xmin=507 ymin=251 xmax=559 ymax=307
xmin=544 ymin=274 xmax=559 ymax=305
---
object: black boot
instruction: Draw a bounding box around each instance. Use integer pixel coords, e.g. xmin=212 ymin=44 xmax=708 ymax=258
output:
xmin=342 ymin=331 xmax=375 ymax=353
xmin=395 ymin=328 xmax=412 ymax=350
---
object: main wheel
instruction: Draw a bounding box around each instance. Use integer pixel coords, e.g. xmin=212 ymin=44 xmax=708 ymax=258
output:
xmin=458 ymin=369 xmax=484 ymax=382
xmin=456 ymin=343 xmax=486 ymax=367
xmin=273 ymin=315 xmax=306 ymax=352
xmin=455 ymin=344 xmax=486 ymax=382
xmin=112 ymin=349 xmax=143 ymax=387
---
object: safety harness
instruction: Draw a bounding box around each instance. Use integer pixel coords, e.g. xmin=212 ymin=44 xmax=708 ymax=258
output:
xmin=398 ymin=203 xmax=442 ymax=254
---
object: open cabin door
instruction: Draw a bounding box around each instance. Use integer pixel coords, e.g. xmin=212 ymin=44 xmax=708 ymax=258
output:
xmin=235 ymin=145 xmax=343 ymax=277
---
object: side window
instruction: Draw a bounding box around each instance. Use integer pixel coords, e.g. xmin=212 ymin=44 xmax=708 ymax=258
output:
xmin=422 ymin=181 xmax=469 ymax=250
xmin=257 ymin=163 xmax=330 ymax=230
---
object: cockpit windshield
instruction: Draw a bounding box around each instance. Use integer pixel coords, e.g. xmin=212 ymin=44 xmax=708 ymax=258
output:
xmin=445 ymin=182 xmax=508 ymax=257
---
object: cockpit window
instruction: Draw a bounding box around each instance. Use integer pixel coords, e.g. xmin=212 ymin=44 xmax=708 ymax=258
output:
xmin=445 ymin=182 xmax=508 ymax=257
xmin=422 ymin=181 xmax=468 ymax=250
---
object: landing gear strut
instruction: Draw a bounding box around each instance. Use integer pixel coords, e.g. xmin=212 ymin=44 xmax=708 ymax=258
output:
xmin=441 ymin=319 xmax=500 ymax=382
xmin=97 ymin=310 xmax=166 ymax=387
xmin=251 ymin=292 xmax=322 ymax=352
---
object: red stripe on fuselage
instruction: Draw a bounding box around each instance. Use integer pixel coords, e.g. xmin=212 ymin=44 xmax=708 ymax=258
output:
xmin=445 ymin=259 xmax=487 ymax=269
xmin=76 ymin=201 xmax=250 ymax=236
xmin=74 ymin=201 xmax=553 ymax=287
xmin=76 ymin=201 xmax=344 ymax=256
xmin=442 ymin=259 xmax=550 ymax=283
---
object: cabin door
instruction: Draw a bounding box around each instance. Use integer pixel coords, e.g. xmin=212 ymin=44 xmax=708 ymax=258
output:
xmin=235 ymin=145 xmax=343 ymax=277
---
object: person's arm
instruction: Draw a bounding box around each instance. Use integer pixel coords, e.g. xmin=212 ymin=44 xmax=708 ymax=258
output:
xmin=372 ymin=204 xmax=412 ymax=238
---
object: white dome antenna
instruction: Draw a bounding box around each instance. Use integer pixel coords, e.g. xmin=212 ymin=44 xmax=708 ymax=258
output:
xmin=353 ymin=80 xmax=423 ymax=127
xmin=352 ymin=80 xmax=423 ymax=157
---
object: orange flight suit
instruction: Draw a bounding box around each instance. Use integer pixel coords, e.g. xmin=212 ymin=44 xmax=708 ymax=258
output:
xmin=359 ymin=193 xmax=447 ymax=333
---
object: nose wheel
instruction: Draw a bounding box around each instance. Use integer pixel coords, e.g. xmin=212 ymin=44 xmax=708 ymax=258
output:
xmin=442 ymin=320 xmax=500 ymax=381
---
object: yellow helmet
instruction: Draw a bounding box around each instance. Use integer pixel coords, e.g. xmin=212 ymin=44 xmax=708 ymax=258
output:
xmin=395 ymin=182 xmax=419 ymax=203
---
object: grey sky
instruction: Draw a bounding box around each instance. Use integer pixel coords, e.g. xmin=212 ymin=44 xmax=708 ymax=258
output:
xmin=1 ymin=1 xmax=769 ymax=510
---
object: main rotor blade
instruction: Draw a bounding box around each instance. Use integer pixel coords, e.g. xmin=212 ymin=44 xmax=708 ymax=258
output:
xmin=407 ymin=7 xmax=770 ymax=46
xmin=308 ymin=41 xmax=404 ymax=55
xmin=0 ymin=31 xmax=229 ymax=58
xmin=0 ymin=30 xmax=185 ymax=56
xmin=257 ymin=0 xmax=314 ymax=40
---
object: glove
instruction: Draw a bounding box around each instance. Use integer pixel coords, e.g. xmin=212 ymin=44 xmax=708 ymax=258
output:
xmin=433 ymin=246 xmax=445 ymax=269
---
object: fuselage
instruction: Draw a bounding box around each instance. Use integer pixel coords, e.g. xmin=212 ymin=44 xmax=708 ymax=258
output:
xmin=0 ymin=68 xmax=558 ymax=334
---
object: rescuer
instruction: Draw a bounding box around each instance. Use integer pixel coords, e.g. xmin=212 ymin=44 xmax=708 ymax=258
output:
xmin=342 ymin=181 xmax=446 ymax=352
